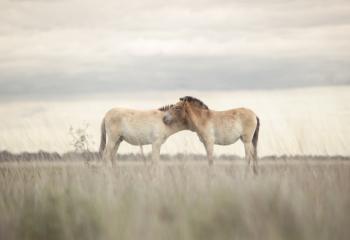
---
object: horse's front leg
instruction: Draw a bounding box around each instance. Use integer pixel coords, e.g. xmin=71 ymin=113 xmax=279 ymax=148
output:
xmin=151 ymin=141 xmax=162 ymax=165
xmin=244 ymin=142 xmax=257 ymax=174
xmin=203 ymin=139 xmax=214 ymax=166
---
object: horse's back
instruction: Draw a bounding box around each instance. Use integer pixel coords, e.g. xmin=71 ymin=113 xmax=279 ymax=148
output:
xmin=212 ymin=108 xmax=257 ymax=123
xmin=105 ymin=108 xmax=161 ymax=121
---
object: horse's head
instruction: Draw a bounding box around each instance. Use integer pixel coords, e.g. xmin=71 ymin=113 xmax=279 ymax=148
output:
xmin=162 ymin=100 xmax=187 ymax=125
xmin=162 ymin=96 xmax=209 ymax=126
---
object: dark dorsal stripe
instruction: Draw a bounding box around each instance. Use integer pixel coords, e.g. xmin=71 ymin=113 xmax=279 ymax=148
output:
xmin=158 ymin=104 xmax=174 ymax=111
xmin=180 ymin=96 xmax=209 ymax=109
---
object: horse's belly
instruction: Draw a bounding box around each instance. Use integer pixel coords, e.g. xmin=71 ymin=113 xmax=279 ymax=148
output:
xmin=212 ymin=119 xmax=243 ymax=145
xmin=214 ymin=136 xmax=240 ymax=145
xmin=120 ymin=124 xmax=160 ymax=145
xmin=214 ymin=130 xmax=241 ymax=145
xmin=122 ymin=136 xmax=153 ymax=145
xmin=122 ymin=131 xmax=156 ymax=145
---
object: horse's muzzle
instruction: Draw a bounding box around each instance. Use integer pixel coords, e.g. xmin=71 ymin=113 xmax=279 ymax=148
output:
xmin=162 ymin=114 xmax=172 ymax=125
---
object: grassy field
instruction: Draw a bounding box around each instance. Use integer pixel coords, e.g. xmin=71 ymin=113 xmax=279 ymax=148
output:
xmin=1 ymin=159 xmax=349 ymax=240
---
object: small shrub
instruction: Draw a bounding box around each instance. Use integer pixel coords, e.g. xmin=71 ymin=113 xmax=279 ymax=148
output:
xmin=68 ymin=123 xmax=94 ymax=153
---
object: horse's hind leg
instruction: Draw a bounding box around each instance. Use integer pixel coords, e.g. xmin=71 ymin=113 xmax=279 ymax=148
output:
xmin=103 ymin=137 xmax=122 ymax=166
xmin=242 ymin=140 xmax=257 ymax=174
xmin=111 ymin=138 xmax=122 ymax=167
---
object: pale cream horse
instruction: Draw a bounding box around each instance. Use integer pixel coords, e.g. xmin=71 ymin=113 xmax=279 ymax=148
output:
xmin=163 ymin=96 xmax=260 ymax=173
xmin=99 ymin=105 xmax=187 ymax=165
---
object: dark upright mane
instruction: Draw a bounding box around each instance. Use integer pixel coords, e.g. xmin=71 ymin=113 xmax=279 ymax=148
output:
xmin=158 ymin=104 xmax=174 ymax=111
xmin=180 ymin=96 xmax=209 ymax=109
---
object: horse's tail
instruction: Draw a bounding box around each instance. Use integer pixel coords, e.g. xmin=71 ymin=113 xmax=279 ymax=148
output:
xmin=252 ymin=116 xmax=260 ymax=160
xmin=99 ymin=118 xmax=106 ymax=157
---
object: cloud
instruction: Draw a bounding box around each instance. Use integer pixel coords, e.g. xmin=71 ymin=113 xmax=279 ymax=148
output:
xmin=0 ymin=0 xmax=349 ymax=98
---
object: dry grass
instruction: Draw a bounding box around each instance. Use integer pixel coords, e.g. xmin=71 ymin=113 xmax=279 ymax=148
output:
xmin=1 ymin=160 xmax=349 ymax=240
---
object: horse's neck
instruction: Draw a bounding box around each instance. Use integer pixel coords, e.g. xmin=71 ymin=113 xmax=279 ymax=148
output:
xmin=166 ymin=123 xmax=186 ymax=135
xmin=186 ymin=106 xmax=210 ymax=132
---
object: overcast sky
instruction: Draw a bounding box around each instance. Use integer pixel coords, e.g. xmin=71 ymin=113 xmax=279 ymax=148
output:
xmin=0 ymin=0 xmax=349 ymax=98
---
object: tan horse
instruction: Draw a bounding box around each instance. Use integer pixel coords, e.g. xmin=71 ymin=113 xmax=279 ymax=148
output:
xmin=163 ymin=96 xmax=260 ymax=173
xmin=99 ymin=105 xmax=186 ymax=165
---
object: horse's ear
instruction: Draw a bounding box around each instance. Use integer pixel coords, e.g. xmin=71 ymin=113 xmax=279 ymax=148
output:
xmin=179 ymin=97 xmax=184 ymax=101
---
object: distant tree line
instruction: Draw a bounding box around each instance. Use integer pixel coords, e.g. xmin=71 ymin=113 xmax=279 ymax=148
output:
xmin=0 ymin=151 xmax=349 ymax=162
